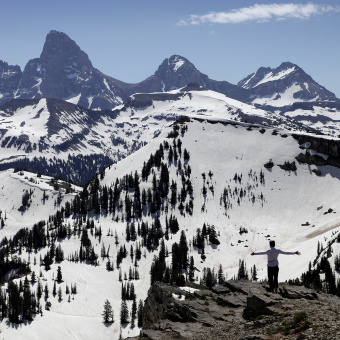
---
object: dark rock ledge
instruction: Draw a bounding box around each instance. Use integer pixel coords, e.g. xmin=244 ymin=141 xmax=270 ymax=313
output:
xmin=130 ymin=280 xmax=340 ymax=340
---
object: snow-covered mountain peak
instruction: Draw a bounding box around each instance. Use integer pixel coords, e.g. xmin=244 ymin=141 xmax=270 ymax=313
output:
xmin=153 ymin=55 xmax=202 ymax=86
xmin=239 ymin=62 xmax=337 ymax=108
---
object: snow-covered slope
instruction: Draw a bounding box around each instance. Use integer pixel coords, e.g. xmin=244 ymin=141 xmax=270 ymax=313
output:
xmin=281 ymin=101 xmax=340 ymax=137
xmin=123 ymin=87 xmax=311 ymax=131
xmin=101 ymin=118 xmax=340 ymax=281
xmin=2 ymin=116 xmax=340 ymax=339
xmin=0 ymin=88 xmax=312 ymax=186
xmin=0 ymin=168 xmax=81 ymax=238
xmin=0 ymin=98 xmax=119 ymax=160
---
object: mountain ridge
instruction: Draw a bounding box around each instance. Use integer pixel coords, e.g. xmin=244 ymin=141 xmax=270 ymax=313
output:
xmin=0 ymin=30 xmax=338 ymax=112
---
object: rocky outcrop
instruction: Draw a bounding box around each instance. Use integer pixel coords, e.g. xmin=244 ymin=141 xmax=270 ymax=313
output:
xmin=136 ymin=280 xmax=340 ymax=340
xmin=294 ymin=133 xmax=340 ymax=173
xmin=293 ymin=133 xmax=340 ymax=158
xmin=0 ymin=60 xmax=22 ymax=105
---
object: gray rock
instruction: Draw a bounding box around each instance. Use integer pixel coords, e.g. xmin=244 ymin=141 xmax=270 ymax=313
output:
xmin=139 ymin=280 xmax=340 ymax=339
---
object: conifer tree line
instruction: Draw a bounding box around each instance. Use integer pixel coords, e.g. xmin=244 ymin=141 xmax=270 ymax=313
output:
xmin=289 ymin=231 xmax=340 ymax=296
xmin=0 ymin=269 xmax=78 ymax=324
xmin=67 ymin=124 xmax=193 ymax=221
xmin=0 ymin=154 xmax=113 ymax=186
xmin=119 ymin=281 xmax=144 ymax=328
xmin=150 ymin=232 xmax=191 ymax=286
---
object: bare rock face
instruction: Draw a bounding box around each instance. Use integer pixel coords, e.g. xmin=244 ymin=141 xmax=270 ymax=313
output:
xmin=0 ymin=61 xmax=22 ymax=105
xmin=136 ymin=280 xmax=340 ymax=340
xmin=15 ymin=31 xmax=125 ymax=110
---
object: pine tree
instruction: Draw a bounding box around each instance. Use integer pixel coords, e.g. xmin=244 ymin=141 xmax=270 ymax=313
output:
xmin=237 ymin=260 xmax=248 ymax=280
xmin=120 ymin=299 xmax=129 ymax=324
xmin=106 ymin=259 xmax=113 ymax=271
xmin=251 ymin=264 xmax=258 ymax=281
xmin=44 ymin=284 xmax=49 ymax=301
xmin=218 ymin=264 xmax=225 ymax=284
xmin=102 ymin=299 xmax=114 ymax=323
xmin=31 ymin=271 xmax=37 ymax=284
xmin=189 ymin=256 xmax=195 ymax=282
xmin=37 ymin=279 xmax=43 ymax=301
xmin=205 ymin=267 xmax=216 ymax=289
xmin=22 ymin=277 xmax=33 ymax=321
xmin=71 ymin=283 xmax=77 ymax=295
xmin=56 ymin=266 xmax=63 ymax=283
xmin=130 ymin=296 xmax=137 ymax=329
xmin=179 ymin=230 xmax=189 ymax=269
xmin=58 ymin=287 xmax=63 ymax=301
xmin=7 ymin=281 xmax=21 ymax=323
xmin=55 ymin=244 xmax=64 ymax=262
xmin=137 ymin=299 xmax=143 ymax=327
xmin=53 ymin=281 xmax=57 ymax=298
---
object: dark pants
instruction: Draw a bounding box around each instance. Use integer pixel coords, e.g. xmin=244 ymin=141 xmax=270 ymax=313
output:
xmin=267 ymin=266 xmax=279 ymax=290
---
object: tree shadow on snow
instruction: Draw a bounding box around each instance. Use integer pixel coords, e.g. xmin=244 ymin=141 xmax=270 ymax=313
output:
xmin=6 ymin=319 xmax=33 ymax=329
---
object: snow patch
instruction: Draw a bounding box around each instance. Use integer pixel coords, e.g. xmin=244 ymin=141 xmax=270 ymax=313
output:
xmin=253 ymin=67 xmax=296 ymax=88
xmin=66 ymin=93 xmax=81 ymax=105
xmin=172 ymin=56 xmax=185 ymax=72
xmin=180 ymin=286 xmax=200 ymax=293
xmin=172 ymin=293 xmax=185 ymax=301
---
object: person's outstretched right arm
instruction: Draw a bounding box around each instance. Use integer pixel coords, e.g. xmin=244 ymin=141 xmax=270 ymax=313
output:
xmin=251 ymin=251 xmax=268 ymax=256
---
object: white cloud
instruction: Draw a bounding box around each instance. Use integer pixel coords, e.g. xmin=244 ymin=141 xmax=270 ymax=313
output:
xmin=178 ymin=3 xmax=340 ymax=25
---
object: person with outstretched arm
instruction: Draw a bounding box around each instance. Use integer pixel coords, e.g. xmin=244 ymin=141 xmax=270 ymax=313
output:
xmin=251 ymin=240 xmax=301 ymax=293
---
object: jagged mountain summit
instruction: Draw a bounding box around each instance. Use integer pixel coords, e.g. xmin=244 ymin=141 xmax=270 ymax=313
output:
xmin=0 ymin=31 xmax=245 ymax=109
xmin=133 ymin=55 xmax=248 ymax=102
xmin=1 ymin=30 xmax=338 ymax=114
xmin=239 ymin=62 xmax=338 ymax=108
xmin=14 ymin=30 xmax=127 ymax=110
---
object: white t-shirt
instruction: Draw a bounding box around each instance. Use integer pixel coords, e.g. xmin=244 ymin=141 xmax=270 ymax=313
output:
xmin=253 ymin=247 xmax=296 ymax=267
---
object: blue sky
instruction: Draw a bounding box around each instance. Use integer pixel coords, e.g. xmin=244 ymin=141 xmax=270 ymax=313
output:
xmin=1 ymin=0 xmax=339 ymax=96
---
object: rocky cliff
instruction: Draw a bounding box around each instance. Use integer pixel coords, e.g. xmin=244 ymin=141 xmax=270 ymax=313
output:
xmin=134 ymin=281 xmax=340 ymax=340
